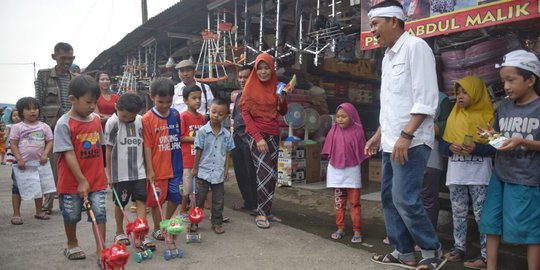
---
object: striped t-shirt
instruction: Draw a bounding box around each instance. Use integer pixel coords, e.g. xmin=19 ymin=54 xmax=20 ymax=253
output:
xmin=104 ymin=113 xmax=146 ymax=183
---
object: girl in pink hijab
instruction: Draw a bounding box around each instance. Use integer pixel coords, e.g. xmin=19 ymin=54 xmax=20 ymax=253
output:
xmin=322 ymin=103 xmax=368 ymax=243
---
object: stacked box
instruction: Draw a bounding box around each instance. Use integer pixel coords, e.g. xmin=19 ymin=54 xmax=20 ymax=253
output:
xmin=278 ymin=141 xmax=306 ymax=186
xmin=368 ymin=159 xmax=382 ymax=182
xmin=304 ymin=143 xmax=322 ymax=183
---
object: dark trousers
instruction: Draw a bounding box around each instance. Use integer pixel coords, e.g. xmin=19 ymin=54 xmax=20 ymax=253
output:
xmin=231 ymin=133 xmax=257 ymax=210
xmin=421 ymin=167 xmax=442 ymax=230
xmin=196 ymin=179 xmax=224 ymax=226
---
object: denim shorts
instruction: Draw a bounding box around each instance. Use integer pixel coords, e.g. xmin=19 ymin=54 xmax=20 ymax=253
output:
xmin=59 ymin=190 xmax=107 ymax=225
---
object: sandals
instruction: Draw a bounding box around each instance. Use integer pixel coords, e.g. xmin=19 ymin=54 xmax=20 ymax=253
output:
xmin=444 ymin=248 xmax=465 ymax=262
xmin=152 ymin=230 xmax=165 ymax=241
xmin=415 ymin=257 xmax=447 ymax=270
xmin=212 ymin=225 xmax=225 ymax=234
xmin=255 ymin=216 xmax=270 ymax=229
xmin=114 ymin=234 xmax=130 ymax=246
xmin=267 ymin=215 xmax=282 ymax=222
xmin=463 ymin=256 xmax=487 ymax=270
xmin=11 ymin=216 xmax=23 ymax=225
xmin=371 ymin=253 xmax=417 ymax=269
xmin=351 ymin=234 xmax=363 ymax=243
xmin=142 ymin=237 xmax=156 ymax=251
xmin=64 ymin=246 xmax=86 ymax=260
xmin=331 ymin=230 xmax=346 ymax=240
xmin=34 ymin=212 xmax=50 ymax=220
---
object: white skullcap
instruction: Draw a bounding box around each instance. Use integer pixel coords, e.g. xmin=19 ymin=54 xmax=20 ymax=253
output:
xmin=496 ymin=50 xmax=540 ymax=78
xmin=368 ymin=6 xmax=406 ymax=21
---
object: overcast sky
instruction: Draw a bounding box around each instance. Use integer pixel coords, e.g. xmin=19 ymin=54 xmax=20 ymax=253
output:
xmin=0 ymin=0 xmax=179 ymax=105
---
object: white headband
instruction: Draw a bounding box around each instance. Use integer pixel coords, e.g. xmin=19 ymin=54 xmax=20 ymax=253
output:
xmin=368 ymin=6 xmax=406 ymax=21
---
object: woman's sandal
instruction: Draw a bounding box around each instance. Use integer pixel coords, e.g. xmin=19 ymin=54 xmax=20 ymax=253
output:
xmin=370 ymin=253 xmax=416 ymax=269
xmin=64 ymin=246 xmax=86 ymax=260
xmin=415 ymin=257 xmax=448 ymax=270
xmin=255 ymin=216 xmax=270 ymax=229
xmin=331 ymin=230 xmax=346 ymax=240
xmin=114 ymin=234 xmax=130 ymax=246
xmin=267 ymin=215 xmax=282 ymax=222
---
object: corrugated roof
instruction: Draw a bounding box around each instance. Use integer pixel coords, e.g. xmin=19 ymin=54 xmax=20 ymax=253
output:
xmin=86 ymin=0 xmax=211 ymax=72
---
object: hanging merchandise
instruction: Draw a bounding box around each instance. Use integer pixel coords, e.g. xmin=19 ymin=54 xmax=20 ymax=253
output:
xmin=117 ymin=57 xmax=139 ymax=95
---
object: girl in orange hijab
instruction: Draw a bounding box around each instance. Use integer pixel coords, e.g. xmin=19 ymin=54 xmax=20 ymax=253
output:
xmin=239 ymin=53 xmax=287 ymax=229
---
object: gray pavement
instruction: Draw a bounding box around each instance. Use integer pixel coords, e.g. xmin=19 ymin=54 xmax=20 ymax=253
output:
xmin=0 ymin=164 xmax=394 ymax=270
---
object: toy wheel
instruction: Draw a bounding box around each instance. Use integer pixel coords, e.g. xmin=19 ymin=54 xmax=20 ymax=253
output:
xmin=178 ymin=248 xmax=183 ymax=258
xmin=147 ymin=249 xmax=153 ymax=259
xmin=164 ymin=250 xmax=171 ymax=261
xmin=134 ymin=253 xmax=142 ymax=263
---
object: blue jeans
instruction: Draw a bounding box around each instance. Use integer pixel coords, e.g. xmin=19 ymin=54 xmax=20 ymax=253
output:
xmin=381 ymin=145 xmax=440 ymax=257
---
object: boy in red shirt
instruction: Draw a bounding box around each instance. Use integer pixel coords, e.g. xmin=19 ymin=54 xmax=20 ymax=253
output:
xmin=178 ymin=85 xmax=205 ymax=220
xmin=54 ymin=75 xmax=107 ymax=261
xmin=143 ymin=78 xmax=184 ymax=240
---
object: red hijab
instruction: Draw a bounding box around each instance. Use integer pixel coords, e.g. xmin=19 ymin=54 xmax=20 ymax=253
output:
xmin=239 ymin=53 xmax=279 ymax=121
xmin=322 ymin=103 xmax=368 ymax=168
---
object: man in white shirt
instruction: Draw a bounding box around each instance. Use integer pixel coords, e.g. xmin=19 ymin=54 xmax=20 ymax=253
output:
xmin=363 ymin=1 xmax=444 ymax=269
xmin=173 ymin=60 xmax=215 ymax=117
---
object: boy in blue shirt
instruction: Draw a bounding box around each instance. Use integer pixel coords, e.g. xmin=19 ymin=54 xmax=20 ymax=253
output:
xmin=191 ymin=98 xmax=235 ymax=234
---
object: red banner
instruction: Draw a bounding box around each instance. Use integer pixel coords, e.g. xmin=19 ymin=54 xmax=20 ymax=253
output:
xmin=361 ymin=0 xmax=540 ymax=50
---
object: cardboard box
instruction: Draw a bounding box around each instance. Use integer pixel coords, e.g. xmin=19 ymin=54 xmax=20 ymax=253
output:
xmin=304 ymin=143 xmax=322 ymax=183
xmin=320 ymin=159 xmax=329 ymax=182
xmin=369 ymin=159 xmax=382 ymax=182
xmin=278 ymin=141 xmax=305 ymax=159
xmin=278 ymin=158 xmax=306 ymax=186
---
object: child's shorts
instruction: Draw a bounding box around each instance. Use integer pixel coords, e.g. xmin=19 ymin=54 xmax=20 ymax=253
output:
xmin=146 ymin=175 xmax=183 ymax=207
xmin=480 ymin=174 xmax=540 ymax=244
xmin=182 ymin=168 xmax=193 ymax=196
xmin=59 ymin=190 xmax=107 ymax=225
xmin=112 ymin=179 xmax=147 ymax=207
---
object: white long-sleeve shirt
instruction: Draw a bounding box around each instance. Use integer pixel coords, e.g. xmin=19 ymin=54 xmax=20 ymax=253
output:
xmin=173 ymin=81 xmax=214 ymax=114
xmin=379 ymin=32 xmax=438 ymax=152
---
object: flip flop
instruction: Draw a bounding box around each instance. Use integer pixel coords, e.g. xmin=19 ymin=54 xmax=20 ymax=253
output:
xmin=11 ymin=216 xmax=23 ymax=225
xmin=34 ymin=212 xmax=51 ymax=220
xmin=267 ymin=215 xmax=282 ymax=222
xmin=331 ymin=230 xmax=346 ymax=240
xmin=255 ymin=216 xmax=270 ymax=229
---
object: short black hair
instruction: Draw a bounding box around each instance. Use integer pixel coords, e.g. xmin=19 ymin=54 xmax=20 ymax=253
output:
xmin=68 ymin=75 xmax=100 ymax=99
xmin=150 ymin=78 xmax=175 ymax=97
xmin=95 ymin=71 xmax=109 ymax=83
xmin=54 ymin=42 xmax=73 ymax=53
xmin=239 ymin=65 xmax=253 ymax=73
xmin=183 ymin=84 xmax=202 ymax=100
xmin=516 ymin=67 xmax=540 ymax=93
xmin=210 ymin=97 xmax=229 ymax=113
xmin=15 ymin=97 xmax=40 ymax=121
xmin=116 ymin=93 xmax=143 ymax=113
xmin=369 ymin=0 xmax=405 ymax=29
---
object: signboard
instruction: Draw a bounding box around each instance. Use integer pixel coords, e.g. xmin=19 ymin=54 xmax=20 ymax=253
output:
xmin=360 ymin=0 xmax=540 ymax=50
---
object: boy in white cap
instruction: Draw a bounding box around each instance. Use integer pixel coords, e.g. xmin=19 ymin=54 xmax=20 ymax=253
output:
xmin=363 ymin=1 xmax=444 ymax=269
xmin=479 ymin=49 xmax=540 ymax=270
xmin=172 ymin=60 xmax=215 ymax=117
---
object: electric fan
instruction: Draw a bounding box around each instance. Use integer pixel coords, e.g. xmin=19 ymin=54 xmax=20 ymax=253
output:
xmin=284 ymin=103 xmax=304 ymax=142
xmin=317 ymin=114 xmax=333 ymax=142
xmin=303 ymin=108 xmax=320 ymax=145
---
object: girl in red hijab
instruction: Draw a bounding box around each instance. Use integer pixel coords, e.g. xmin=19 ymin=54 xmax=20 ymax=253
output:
xmin=239 ymin=53 xmax=287 ymax=229
xmin=322 ymin=103 xmax=368 ymax=243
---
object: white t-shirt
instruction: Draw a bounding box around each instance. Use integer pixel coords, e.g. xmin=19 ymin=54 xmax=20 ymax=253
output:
xmin=173 ymin=81 xmax=214 ymax=115
xmin=104 ymin=113 xmax=146 ymax=182
xmin=446 ymin=154 xmax=492 ymax=186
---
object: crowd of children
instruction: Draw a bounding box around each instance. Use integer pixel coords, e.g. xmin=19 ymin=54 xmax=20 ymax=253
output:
xmin=3 ymin=49 xmax=539 ymax=270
